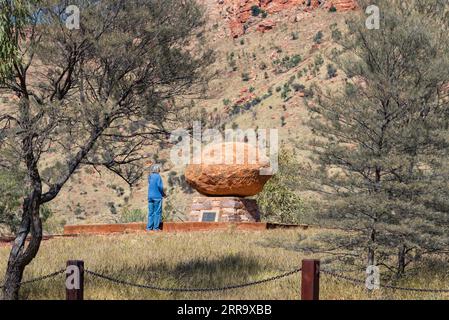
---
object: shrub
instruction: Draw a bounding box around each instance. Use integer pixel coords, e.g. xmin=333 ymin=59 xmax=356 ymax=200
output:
xmin=288 ymin=75 xmax=296 ymax=84
xmin=290 ymin=54 xmax=302 ymax=66
xmin=330 ymin=23 xmax=342 ymax=41
xmin=241 ymin=72 xmax=250 ymax=81
xmin=292 ymin=83 xmax=305 ymax=92
xmin=274 ymin=54 xmax=302 ymax=73
xmin=223 ymin=98 xmax=231 ymax=106
xmin=303 ymin=87 xmax=314 ymax=98
xmin=291 ymin=31 xmax=299 ymax=40
xmin=281 ymin=116 xmax=286 ymax=127
xmin=251 ymin=5 xmax=261 ymax=16
xmin=256 ymin=148 xmax=304 ymax=224
xmin=327 ymin=64 xmax=337 ymax=78
xmin=313 ymin=31 xmax=323 ymax=44
xmin=120 ymin=207 xmax=146 ymax=223
xmin=107 ymin=202 xmax=117 ymax=215
xmin=329 ymin=5 xmax=337 ymax=12
xmin=281 ymin=85 xmax=291 ymax=100
xmin=314 ymin=54 xmax=324 ymax=67
xmin=230 ymin=105 xmax=241 ymax=115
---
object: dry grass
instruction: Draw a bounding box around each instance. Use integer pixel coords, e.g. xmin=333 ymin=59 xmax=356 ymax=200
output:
xmin=1 ymin=229 xmax=448 ymax=300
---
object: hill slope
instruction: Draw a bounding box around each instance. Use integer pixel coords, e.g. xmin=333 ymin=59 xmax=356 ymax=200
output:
xmin=1 ymin=1 xmax=358 ymax=233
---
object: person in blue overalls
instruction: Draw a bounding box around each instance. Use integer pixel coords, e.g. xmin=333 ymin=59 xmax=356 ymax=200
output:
xmin=147 ymin=164 xmax=165 ymax=231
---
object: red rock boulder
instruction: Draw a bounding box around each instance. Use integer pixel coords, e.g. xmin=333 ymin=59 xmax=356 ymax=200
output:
xmin=185 ymin=142 xmax=273 ymax=197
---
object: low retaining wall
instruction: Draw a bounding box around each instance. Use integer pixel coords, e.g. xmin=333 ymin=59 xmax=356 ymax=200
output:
xmin=63 ymin=222 xmax=309 ymax=235
xmin=63 ymin=222 xmax=146 ymax=235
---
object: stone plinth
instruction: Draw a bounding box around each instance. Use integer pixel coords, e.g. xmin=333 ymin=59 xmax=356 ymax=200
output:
xmin=189 ymin=196 xmax=260 ymax=222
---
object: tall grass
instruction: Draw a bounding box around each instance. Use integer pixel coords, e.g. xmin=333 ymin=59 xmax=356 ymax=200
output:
xmin=0 ymin=229 xmax=448 ymax=300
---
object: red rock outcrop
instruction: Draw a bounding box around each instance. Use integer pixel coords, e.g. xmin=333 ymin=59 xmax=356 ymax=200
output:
xmin=185 ymin=142 xmax=273 ymax=197
xmin=325 ymin=0 xmax=357 ymax=11
xmin=256 ymin=19 xmax=276 ymax=32
xmin=217 ymin=0 xmax=357 ymax=37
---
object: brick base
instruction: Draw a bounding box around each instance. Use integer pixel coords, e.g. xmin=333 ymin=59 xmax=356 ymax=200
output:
xmin=189 ymin=196 xmax=261 ymax=222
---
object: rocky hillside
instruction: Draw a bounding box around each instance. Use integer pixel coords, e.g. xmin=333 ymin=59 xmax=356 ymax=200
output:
xmin=213 ymin=0 xmax=357 ymax=37
xmin=1 ymin=0 xmax=359 ymax=233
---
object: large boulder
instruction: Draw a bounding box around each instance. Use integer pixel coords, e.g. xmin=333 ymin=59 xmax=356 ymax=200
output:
xmin=185 ymin=142 xmax=273 ymax=197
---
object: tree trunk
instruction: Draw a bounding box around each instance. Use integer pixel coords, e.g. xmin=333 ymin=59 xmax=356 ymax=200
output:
xmin=2 ymin=196 xmax=42 ymax=300
xmin=367 ymin=228 xmax=376 ymax=266
xmin=396 ymin=244 xmax=406 ymax=278
xmin=2 ymin=133 xmax=43 ymax=300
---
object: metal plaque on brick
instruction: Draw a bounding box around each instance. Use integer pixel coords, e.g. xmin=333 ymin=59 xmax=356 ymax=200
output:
xmin=201 ymin=210 xmax=218 ymax=222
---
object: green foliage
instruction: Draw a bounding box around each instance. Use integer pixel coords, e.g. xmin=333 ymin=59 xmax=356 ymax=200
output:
xmin=0 ymin=170 xmax=23 ymax=233
xmin=313 ymin=31 xmax=323 ymax=44
xmin=0 ymin=0 xmax=35 ymax=82
xmin=314 ymin=54 xmax=324 ymax=68
xmin=330 ymin=23 xmax=342 ymax=41
xmin=241 ymin=72 xmax=250 ymax=81
xmin=107 ymin=202 xmax=117 ymax=215
xmin=257 ymin=149 xmax=304 ymax=224
xmin=273 ymin=54 xmax=302 ymax=73
xmin=0 ymin=169 xmax=54 ymax=234
xmin=251 ymin=5 xmax=261 ymax=17
xmin=120 ymin=207 xmax=146 ymax=223
xmin=280 ymin=83 xmax=292 ymax=100
xmin=326 ymin=64 xmax=337 ymax=78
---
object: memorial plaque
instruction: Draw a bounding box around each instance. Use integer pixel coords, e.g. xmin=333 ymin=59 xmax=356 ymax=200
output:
xmin=201 ymin=211 xmax=218 ymax=222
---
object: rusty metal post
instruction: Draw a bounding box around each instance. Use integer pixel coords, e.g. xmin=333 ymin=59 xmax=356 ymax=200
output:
xmin=301 ymin=259 xmax=320 ymax=300
xmin=66 ymin=260 xmax=84 ymax=300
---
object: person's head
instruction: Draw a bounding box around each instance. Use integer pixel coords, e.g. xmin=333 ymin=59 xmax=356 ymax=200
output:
xmin=150 ymin=164 xmax=161 ymax=174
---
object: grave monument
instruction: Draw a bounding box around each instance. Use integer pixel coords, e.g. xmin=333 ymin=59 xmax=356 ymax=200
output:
xmin=185 ymin=142 xmax=273 ymax=222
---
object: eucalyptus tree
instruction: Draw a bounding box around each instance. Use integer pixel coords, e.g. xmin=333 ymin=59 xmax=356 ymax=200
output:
xmin=0 ymin=0 xmax=213 ymax=299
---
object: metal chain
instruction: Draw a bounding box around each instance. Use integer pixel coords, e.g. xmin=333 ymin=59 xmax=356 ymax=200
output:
xmin=2 ymin=266 xmax=447 ymax=295
xmin=85 ymin=268 xmax=301 ymax=292
xmin=0 ymin=269 xmax=65 ymax=289
xmin=321 ymin=269 xmax=449 ymax=293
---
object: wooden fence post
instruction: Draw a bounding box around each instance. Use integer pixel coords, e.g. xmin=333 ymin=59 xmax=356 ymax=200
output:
xmin=66 ymin=260 xmax=84 ymax=300
xmin=301 ymin=259 xmax=320 ymax=300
